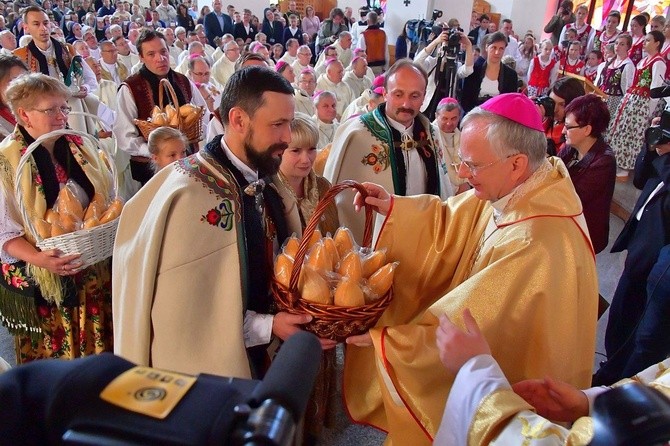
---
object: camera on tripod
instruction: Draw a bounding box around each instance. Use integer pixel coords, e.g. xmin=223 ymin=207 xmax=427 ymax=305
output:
xmin=429 ymin=24 xmax=461 ymax=57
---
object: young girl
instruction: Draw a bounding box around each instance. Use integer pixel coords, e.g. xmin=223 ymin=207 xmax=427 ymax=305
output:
xmin=560 ymin=41 xmax=585 ymax=76
xmin=147 ymin=126 xmax=188 ymax=172
xmin=313 ymin=90 xmax=339 ymax=151
xmin=527 ymin=39 xmax=558 ymax=97
xmin=583 ymin=49 xmax=603 ymax=82
xmin=556 ymin=27 xmax=578 ymax=63
xmin=516 ymin=34 xmax=536 ymax=83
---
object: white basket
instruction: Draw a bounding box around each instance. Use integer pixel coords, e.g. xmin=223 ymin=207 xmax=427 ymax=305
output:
xmin=14 ymin=128 xmax=119 ymax=271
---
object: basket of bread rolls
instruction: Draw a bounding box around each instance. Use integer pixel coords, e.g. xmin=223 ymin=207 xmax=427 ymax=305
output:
xmin=133 ymin=78 xmax=205 ymax=144
xmin=14 ymin=129 xmax=122 ymax=271
xmin=272 ymin=180 xmax=395 ymax=342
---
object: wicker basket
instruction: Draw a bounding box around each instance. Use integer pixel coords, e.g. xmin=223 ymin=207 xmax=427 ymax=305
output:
xmin=14 ymin=129 xmax=119 ymax=272
xmin=133 ymin=78 xmax=205 ymax=144
xmin=272 ymin=180 xmax=393 ymax=342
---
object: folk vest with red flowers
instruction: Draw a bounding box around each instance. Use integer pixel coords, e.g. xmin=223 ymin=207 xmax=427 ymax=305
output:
xmin=123 ymin=68 xmax=193 ymax=122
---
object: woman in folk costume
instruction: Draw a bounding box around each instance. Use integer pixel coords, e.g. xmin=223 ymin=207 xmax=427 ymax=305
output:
xmin=608 ymin=31 xmax=666 ymax=178
xmin=660 ymin=21 xmax=670 ymax=85
xmin=0 ymin=74 xmax=114 ymax=364
xmin=271 ymin=113 xmax=339 ymax=444
xmin=0 ymin=55 xmax=28 ymax=138
xmin=593 ymin=10 xmax=621 ymax=53
xmin=628 ymin=14 xmax=648 ymax=65
xmin=596 ymin=34 xmax=634 ymax=128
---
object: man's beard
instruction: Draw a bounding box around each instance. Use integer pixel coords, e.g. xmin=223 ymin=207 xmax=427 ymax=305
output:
xmin=243 ymin=129 xmax=287 ymax=176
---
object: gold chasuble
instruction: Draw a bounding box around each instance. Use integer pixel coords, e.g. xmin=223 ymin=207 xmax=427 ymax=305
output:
xmin=343 ymin=158 xmax=599 ymax=445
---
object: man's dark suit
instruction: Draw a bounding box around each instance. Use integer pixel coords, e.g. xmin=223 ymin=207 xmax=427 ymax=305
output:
xmin=204 ymin=11 xmax=233 ymax=47
xmin=233 ymin=22 xmax=257 ymax=43
xmin=593 ymin=148 xmax=670 ymax=386
xmin=467 ymin=26 xmax=489 ymax=47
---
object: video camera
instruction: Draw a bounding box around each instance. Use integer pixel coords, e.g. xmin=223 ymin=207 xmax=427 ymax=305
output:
xmin=0 ymin=332 xmax=323 ymax=446
xmin=645 ymin=110 xmax=670 ymax=146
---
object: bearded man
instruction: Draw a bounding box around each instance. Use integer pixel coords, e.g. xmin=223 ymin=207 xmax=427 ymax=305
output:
xmin=113 ymin=66 xmax=334 ymax=379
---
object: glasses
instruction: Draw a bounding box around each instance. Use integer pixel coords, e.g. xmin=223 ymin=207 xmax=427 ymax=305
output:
xmin=191 ymin=71 xmax=210 ymax=76
xmin=453 ymin=152 xmax=519 ymax=175
xmin=564 ymin=123 xmax=585 ymax=131
xmin=32 ymin=106 xmax=72 ymax=116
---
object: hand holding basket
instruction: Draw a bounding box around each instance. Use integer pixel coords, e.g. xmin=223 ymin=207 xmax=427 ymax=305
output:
xmin=133 ymin=78 xmax=205 ymax=144
xmin=14 ymin=129 xmax=120 ymax=271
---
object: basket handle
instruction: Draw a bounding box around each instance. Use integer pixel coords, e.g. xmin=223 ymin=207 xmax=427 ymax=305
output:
xmin=287 ymin=180 xmax=373 ymax=293
xmin=69 ymin=110 xmax=111 ymax=132
xmin=14 ymin=128 xmax=119 ymax=244
xmin=159 ymin=78 xmax=184 ymax=128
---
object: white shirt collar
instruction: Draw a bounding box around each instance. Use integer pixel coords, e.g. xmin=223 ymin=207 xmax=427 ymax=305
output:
xmin=220 ymin=137 xmax=258 ymax=183
xmin=36 ymin=41 xmax=53 ymax=55
xmin=100 ymin=60 xmax=117 ymax=70
xmin=386 ymin=114 xmax=413 ymax=134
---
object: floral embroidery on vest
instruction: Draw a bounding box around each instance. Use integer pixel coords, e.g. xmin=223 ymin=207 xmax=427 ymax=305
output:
xmin=202 ymin=199 xmax=235 ymax=230
xmin=361 ymin=144 xmax=390 ymax=173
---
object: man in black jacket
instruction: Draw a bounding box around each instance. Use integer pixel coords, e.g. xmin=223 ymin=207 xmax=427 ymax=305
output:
xmin=204 ymin=0 xmax=233 ymax=47
xmin=467 ymin=13 xmax=490 ymax=47
xmin=594 ymin=137 xmax=670 ymax=386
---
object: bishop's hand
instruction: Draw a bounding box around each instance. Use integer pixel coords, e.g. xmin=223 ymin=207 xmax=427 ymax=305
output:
xmin=353 ymin=182 xmax=392 ymax=216
xmin=435 ymin=309 xmax=491 ymax=375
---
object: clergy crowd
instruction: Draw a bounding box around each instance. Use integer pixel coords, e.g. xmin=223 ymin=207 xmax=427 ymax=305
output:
xmin=0 ymin=0 xmax=669 ymax=445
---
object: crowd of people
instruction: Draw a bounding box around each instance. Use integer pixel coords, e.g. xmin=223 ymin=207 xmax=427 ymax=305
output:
xmin=0 ymin=0 xmax=668 ymax=445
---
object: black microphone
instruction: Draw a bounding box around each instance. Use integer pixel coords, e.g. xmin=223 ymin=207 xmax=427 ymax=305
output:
xmin=233 ymin=331 xmax=322 ymax=445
